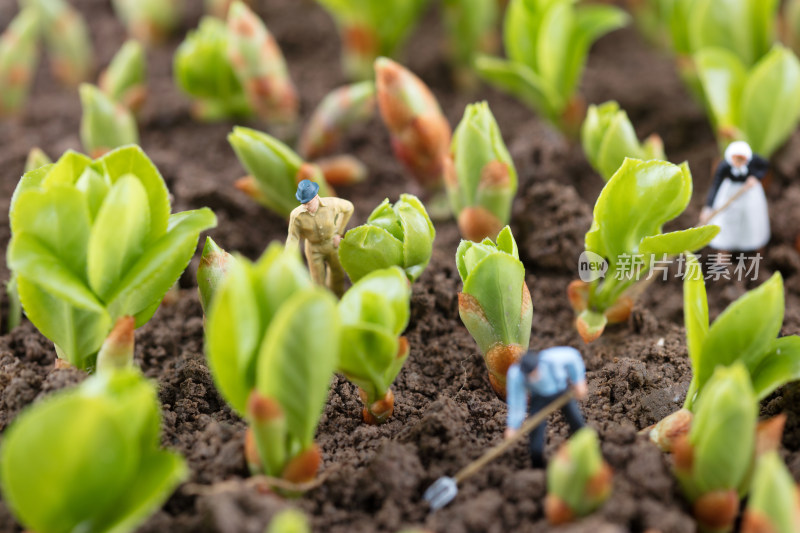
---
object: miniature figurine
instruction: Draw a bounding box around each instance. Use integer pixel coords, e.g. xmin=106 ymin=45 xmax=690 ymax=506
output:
xmin=699 ymin=141 xmax=770 ymax=251
xmin=504 ymin=347 xmax=588 ymax=468
xmin=287 ymin=180 xmax=354 ymax=297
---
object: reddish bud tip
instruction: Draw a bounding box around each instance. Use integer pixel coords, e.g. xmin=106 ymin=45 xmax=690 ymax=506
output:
xmin=360 ymin=388 xmax=395 ymax=424
xmin=485 ymin=344 xmax=525 ymax=399
xmin=756 ymin=414 xmax=787 ymax=457
xmin=544 ymin=495 xmax=575 ymax=525
xmin=281 ymin=444 xmax=321 ymax=484
xmin=567 ymin=280 xmax=590 ymax=313
xmin=479 ymin=160 xmax=510 ymax=189
xmin=693 ymin=489 xmax=739 ymax=531
xmin=457 ymin=206 xmax=504 ymax=242
xmin=247 ymin=392 xmax=284 ymax=423
xmin=604 ymin=296 xmax=633 ymax=324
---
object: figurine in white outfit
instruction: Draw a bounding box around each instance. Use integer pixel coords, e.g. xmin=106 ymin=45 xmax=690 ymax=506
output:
xmin=699 ymin=141 xmax=770 ymax=251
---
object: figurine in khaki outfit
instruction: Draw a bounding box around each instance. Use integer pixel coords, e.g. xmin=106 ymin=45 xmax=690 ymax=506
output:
xmin=287 ymin=180 xmax=354 ymax=297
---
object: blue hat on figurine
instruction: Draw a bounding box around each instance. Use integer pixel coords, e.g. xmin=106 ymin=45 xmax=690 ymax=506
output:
xmin=296 ymin=179 xmax=320 ymax=203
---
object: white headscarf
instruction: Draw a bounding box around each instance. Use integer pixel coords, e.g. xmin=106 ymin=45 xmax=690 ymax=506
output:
xmin=725 ymin=141 xmax=753 ymax=176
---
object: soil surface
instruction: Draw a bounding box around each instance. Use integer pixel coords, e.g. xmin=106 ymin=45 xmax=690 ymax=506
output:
xmin=2 ymin=1 xmax=800 ymax=532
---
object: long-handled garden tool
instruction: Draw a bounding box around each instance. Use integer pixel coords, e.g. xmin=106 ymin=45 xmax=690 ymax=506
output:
xmin=423 ymin=390 xmax=573 ymax=511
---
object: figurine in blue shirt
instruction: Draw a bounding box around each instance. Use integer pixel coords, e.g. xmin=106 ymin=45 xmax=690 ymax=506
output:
xmin=504 ymin=347 xmax=588 ymax=468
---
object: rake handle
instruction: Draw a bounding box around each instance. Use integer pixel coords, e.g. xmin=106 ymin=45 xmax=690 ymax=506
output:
xmin=453 ymin=390 xmax=574 ymax=484
xmin=704 ymin=180 xmax=753 ymax=223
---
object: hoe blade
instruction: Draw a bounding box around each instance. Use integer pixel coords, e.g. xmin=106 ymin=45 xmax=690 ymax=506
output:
xmin=423 ymin=476 xmax=458 ymax=511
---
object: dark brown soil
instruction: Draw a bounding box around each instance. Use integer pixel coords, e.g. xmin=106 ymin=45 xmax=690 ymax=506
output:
xmin=1 ymin=1 xmax=800 ymax=532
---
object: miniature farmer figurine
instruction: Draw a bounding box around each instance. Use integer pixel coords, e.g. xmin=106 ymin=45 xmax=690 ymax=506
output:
xmin=287 ymin=180 xmax=354 ymax=297
xmin=505 ymin=347 xmax=588 ymax=468
xmin=699 ymin=141 xmax=770 ymax=251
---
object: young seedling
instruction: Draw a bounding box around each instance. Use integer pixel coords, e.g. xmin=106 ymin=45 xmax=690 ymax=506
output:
xmin=476 ymin=0 xmax=628 ymax=135
xmin=79 ymin=83 xmax=139 ymax=158
xmin=111 ymin=0 xmax=182 ymax=44
xmin=226 ymin=1 xmax=298 ymax=125
xmin=741 ymin=451 xmax=800 ymax=533
xmin=0 ymin=368 xmax=188 ymax=533
xmin=694 ymin=44 xmax=800 ymax=157
xmin=456 ymin=226 xmax=532 ymax=396
xmin=337 ymin=267 xmax=411 ymax=424
xmin=315 ymin=155 xmax=368 ymax=187
xmin=568 ymin=159 xmax=719 ymax=343
xmin=228 ymin=126 xmax=333 ymax=218
xmin=197 ymin=236 xmax=234 ymax=315
xmin=545 ymin=428 xmax=612 ymax=525
xmin=375 ymin=57 xmax=452 ymax=191
xmin=659 ymin=0 xmax=778 ymax=69
xmin=175 ymin=5 xmax=297 ymax=124
xmin=22 ymin=0 xmax=93 ymax=86
xmin=672 ymin=363 xmax=756 ymax=533
xmin=338 ymin=194 xmax=435 ymax=283
xmin=0 ymin=9 xmax=39 ymax=117
xmin=205 ymin=243 xmax=340 ymax=484
xmin=315 ymin=0 xmax=428 ymax=80
xmin=174 ymin=17 xmax=250 ymax=120
xmin=681 ymin=255 xmax=800 ymax=410
xmin=99 ymin=40 xmax=147 ymax=114
xmin=441 ymin=0 xmax=498 ymax=88
xmin=7 ymin=146 xmax=217 ymax=370
xmin=298 ymin=81 xmax=376 ymax=161
xmin=581 ymin=101 xmax=665 ymax=182
xmin=445 ymin=101 xmax=517 ymax=242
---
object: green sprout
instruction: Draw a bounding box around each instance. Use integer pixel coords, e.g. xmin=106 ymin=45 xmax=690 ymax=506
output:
xmin=681 ymin=255 xmax=800 ymax=410
xmin=79 ymin=83 xmax=140 ymax=159
xmin=297 ymin=81 xmax=376 ymax=161
xmin=174 ymin=4 xmax=297 ymax=124
xmin=476 ymin=0 xmax=628 ymax=134
xmin=111 ymin=0 xmax=183 ymax=45
xmin=0 ymin=9 xmax=39 ymax=117
xmin=672 ymin=363 xmax=756 ymax=533
xmin=694 ymin=44 xmax=800 ymax=157
xmin=0 ymin=368 xmax=188 ymax=533
xmin=545 ymin=428 xmax=613 ymax=525
xmin=456 ymin=226 xmax=532 ymax=397
xmin=197 ymin=236 xmax=233 ymax=315
xmin=228 ymin=126 xmax=333 ymax=218
xmin=445 ymin=101 xmax=517 ymax=242
xmin=204 ymin=243 xmax=340 ymax=484
xmin=266 ymin=509 xmax=311 ymax=533
xmin=339 ymin=194 xmax=435 ymax=283
xmin=441 ymin=0 xmax=498 ymax=87
xmin=22 ymin=0 xmax=93 ymax=86
xmin=337 ymin=267 xmax=411 ymax=424
xmin=568 ymin=159 xmax=719 ymax=343
xmin=375 ymin=57 xmax=452 ymax=191
xmin=314 ymin=0 xmax=428 ymax=80
xmin=174 ymin=17 xmax=249 ymax=120
xmin=99 ymin=40 xmax=147 ymax=114
xmin=658 ymin=0 xmax=778 ymax=67
xmin=581 ymin=101 xmax=666 ymax=182
xmin=741 ymin=451 xmax=800 ymax=533
xmin=7 ymin=146 xmax=217 ymax=371
xmin=226 ymin=1 xmax=298 ymax=125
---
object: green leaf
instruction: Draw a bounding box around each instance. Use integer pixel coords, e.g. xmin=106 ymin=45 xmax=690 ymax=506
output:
xmin=106 ymin=208 xmax=217 ymax=323
xmin=638 ymin=226 xmax=720 ymax=256
xmin=740 ymin=45 xmax=800 ymax=157
xmin=87 ymin=175 xmax=152 ymax=301
xmin=536 ymin=0 xmax=573 ymax=97
xmin=585 ymin=159 xmax=693 ymax=268
xmin=339 ymin=225 xmax=404 ymax=283
xmin=253 ymin=242 xmax=314 ymax=327
xmin=495 ymin=226 xmax=519 ymax=259
xmin=697 ymin=272 xmax=784 ymax=396
xmin=0 ymin=393 xmax=137 ymax=533
xmin=257 ymin=289 xmax=340 ymax=448
xmin=462 ymin=253 xmax=528 ymax=350
xmin=751 ymin=336 xmax=800 ymax=400
xmin=746 ymin=451 xmax=799 ymax=533
xmin=503 ymin=0 xmax=539 ymax=68
xmin=39 ymin=149 xmax=93 ymax=189
xmin=16 ymin=275 xmax=111 ymax=369
xmin=683 ymin=253 xmax=709 ymax=382
xmin=396 ymin=194 xmax=435 ymax=281
xmin=695 ymin=47 xmax=747 ymax=134
xmin=475 ymin=56 xmax=562 ymax=119
xmin=96 ymin=146 xmax=171 ymax=243
xmin=205 ymin=258 xmax=262 ymax=414
xmin=338 ymin=324 xmax=399 ymax=399
xmin=10 ymin=185 xmax=92 ymax=280
xmin=339 ymin=266 xmax=410 ymax=334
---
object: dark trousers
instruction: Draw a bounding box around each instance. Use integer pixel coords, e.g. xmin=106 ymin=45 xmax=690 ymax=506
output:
xmin=528 ymin=393 xmax=585 ymax=468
